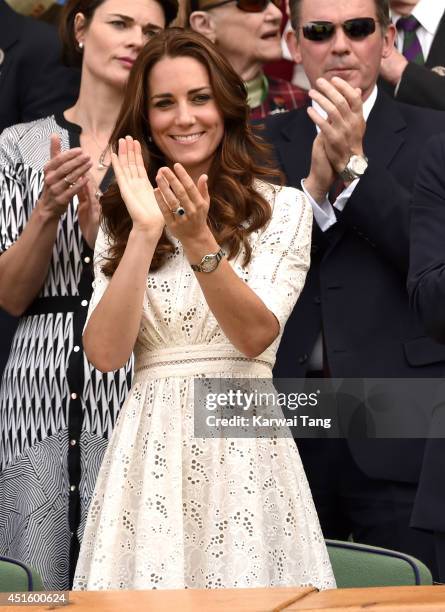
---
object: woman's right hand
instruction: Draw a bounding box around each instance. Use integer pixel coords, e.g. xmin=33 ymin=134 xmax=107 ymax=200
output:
xmin=111 ymin=136 xmax=165 ymax=235
xmin=38 ymin=134 xmax=92 ymax=220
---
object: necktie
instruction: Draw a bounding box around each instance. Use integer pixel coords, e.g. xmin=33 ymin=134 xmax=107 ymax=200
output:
xmin=396 ymin=15 xmax=425 ymax=65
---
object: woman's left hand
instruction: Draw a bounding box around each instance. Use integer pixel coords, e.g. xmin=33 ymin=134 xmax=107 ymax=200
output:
xmin=154 ymin=163 xmax=211 ymax=245
xmin=78 ymin=175 xmax=101 ymax=248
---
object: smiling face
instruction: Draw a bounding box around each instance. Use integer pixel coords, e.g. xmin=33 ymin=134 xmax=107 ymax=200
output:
xmin=288 ymin=0 xmax=395 ymax=101
xmin=148 ymin=55 xmax=225 ymax=181
xmin=207 ymin=1 xmax=283 ymax=79
xmin=75 ymin=0 xmax=166 ymax=90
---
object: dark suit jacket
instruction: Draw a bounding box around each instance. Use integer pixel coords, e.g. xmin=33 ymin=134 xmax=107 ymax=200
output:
xmin=408 ymin=132 xmax=445 ymax=342
xmin=393 ymin=10 xmax=445 ymax=111
xmin=265 ymin=90 xmax=445 ymax=482
xmin=0 ymin=0 xmax=80 ymax=133
xmin=407 ymin=132 xmax=445 ymax=532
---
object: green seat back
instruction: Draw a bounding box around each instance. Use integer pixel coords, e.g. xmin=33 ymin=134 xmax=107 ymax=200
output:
xmin=0 ymin=557 xmax=44 ymax=592
xmin=326 ymin=539 xmax=433 ymax=589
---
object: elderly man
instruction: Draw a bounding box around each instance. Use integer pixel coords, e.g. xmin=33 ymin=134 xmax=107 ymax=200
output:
xmin=186 ymin=0 xmax=308 ymax=119
xmin=265 ymin=0 xmax=445 ymax=577
xmin=380 ymin=0 xmax=445 ymax=110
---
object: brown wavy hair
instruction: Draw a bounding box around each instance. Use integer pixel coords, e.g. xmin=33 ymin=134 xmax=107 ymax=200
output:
xmin=101 ymin=28 xmax=281 ymax=277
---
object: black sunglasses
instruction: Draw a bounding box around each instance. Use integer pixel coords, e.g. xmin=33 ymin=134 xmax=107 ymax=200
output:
xmin=302 ymin=17 xmax=377 ymax=42
xmin=191 ymin=0 xmax=281 ymax=13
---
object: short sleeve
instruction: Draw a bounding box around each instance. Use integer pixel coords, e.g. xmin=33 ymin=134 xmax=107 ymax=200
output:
xmin=0 ymin=127 xmax=38 ymax=253
xmin=84 ymin=225 xmax=112 ymax=327
xmin=246 ymin=184 xmax=312 ymax=331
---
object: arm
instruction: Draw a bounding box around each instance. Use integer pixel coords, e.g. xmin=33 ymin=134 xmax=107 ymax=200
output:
xmin=408 ymin=134 xmax=445 ymax=343
xmin=83 ymin=138 xmax=165 ymax=372
xmin=154 ymin=165 xmax=280 ymax=358
xmin=302 ymin=77 xmax=365 ymax=227
xmin=0 ymin=134 xmax=92 ymax=315
xmin=83 ymin=226 xmax=162 ymax=371
xmin=304 ymin=77 xmax=411 ymax=273
xmin=380 ymin=47 xmax=445 ymax=111
xmin=397 ymin=62 xmax=445 ymax=111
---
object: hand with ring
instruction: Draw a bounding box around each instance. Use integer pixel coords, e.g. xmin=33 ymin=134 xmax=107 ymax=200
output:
xmin=154 ymin=163 xmax=211 ymax=246
xmin=111 ymin=136 xmax=164 ymax=235
xmin=173 ymin=205 xmax=186 ymax=217
xmin=38 ymin=134 xmax=92 ymax=220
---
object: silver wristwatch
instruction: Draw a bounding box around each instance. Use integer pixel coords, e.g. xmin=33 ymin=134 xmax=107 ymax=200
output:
xmin=191 ymin=248 xmax=225 ymax=273
xmin=339 ymin=154 xmax=368 ymax=182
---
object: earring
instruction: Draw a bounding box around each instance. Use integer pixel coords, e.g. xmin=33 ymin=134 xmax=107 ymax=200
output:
xmin=78 ymin=42 xmax=84 ymax=50
xmin=148 ymin=135 xmax=152 ymax=143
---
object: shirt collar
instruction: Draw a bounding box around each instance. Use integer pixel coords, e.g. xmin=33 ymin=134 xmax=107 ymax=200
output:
xmin=245 ymin=72 xmax=268 ymax=109
xmin=312 ymin=84 xmax=377 ymax=127
xmin=392 ymin=0 xmax=445 ymax=36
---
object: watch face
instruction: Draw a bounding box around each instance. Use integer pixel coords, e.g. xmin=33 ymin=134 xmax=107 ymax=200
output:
xmin=201 ymin=255 xmax=217 ymax=273
xmin=350 ymin=155 xmax=368 ymax=174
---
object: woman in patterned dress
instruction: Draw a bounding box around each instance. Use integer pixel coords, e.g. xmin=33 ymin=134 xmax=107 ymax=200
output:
xmin=73 ymin=29 xmax=336 ymax=590
xmin=0 ymin=0 xmax=177 ymax=590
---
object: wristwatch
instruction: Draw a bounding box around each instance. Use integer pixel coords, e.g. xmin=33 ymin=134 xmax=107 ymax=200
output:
xmin=191 ymin=248 xmax=225 ymax=273
xmin=339 ymin=154 xmax=368 ymax=182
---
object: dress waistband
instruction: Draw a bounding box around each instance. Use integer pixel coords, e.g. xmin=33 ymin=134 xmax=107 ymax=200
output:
xmin=24 ymin=296 xmax=82 ymax=316
xmin=133 ymin=343 xmax=273 ymax=379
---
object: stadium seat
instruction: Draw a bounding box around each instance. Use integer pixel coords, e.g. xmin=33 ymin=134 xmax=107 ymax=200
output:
xmin=326 ymin=539 xmax=433 ymax=588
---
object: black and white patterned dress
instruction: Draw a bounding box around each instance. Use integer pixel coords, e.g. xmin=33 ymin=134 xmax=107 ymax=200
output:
xmin=0 ymin=114 xmax=132 ymax=590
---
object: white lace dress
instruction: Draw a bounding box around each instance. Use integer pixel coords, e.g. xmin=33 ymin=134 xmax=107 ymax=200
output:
xmin=73 ymin=182 xmax=336 ymax=591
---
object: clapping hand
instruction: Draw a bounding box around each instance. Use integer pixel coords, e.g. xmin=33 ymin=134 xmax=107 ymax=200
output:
xmin=40 ymin=134 xmax=92 ymax=219
xmin=111 ymin=136 xmax=164 ymax=234
xmin=77 ymin=176 xmax=101 ymax=248
xmin=153 ymin=163 xmax=211 ymax=245
xmin=307 ymin=77 xmax=366 ymax=176
xmin=305 ymin=132 xmax=337 ymax=202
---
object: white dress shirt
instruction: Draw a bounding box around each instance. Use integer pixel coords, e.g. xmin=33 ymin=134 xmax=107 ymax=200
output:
xmin=301 ymin=86 xmax=378 ymax=232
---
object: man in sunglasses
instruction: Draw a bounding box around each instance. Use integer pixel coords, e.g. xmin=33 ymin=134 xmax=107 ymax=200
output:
xmin=186 ymin=0 xmax=308 ymax=119
xmin=379 ymin=0 xmax=445 ymax=110
xmin=266 ymin=0 xmax=445 ymax=579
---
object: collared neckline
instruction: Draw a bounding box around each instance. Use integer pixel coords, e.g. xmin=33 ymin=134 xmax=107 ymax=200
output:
xmin=392 ymin=0 xmax=445 ymax=37
xmin=245 ymin=72 xmax=269 ymax=109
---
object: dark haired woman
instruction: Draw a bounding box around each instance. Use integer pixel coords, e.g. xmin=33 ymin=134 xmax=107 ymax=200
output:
xmin=73 ymin=28 xmax=335 ymax=591
xmin=0 ymin=0 xmax=177 ymax=590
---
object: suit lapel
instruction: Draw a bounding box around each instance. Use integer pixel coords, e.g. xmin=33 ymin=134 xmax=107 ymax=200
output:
xmin=273 ymin=109 xmax=315 ymax=187
xmin=270 ymin=93 xmax=406 ymax=260
xmin=426 ymin=10 xmax=445 ymax=68
xmin=316 ymin=91 xmax=406 ymax=257
xmin=364 ymin=90 xmax=406 ymax=169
